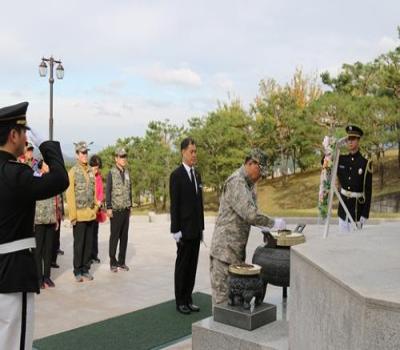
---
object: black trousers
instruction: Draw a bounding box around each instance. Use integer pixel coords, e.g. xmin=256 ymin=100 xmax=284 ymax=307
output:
xmin=73 ymin=221 xmax=94 ymax=276
xmin=174 ymin=238 xmax=200 ymax=306
xmin=51 ymin=219 xmax=61 ymax=264
xmin=91 ymin=221 xmax=99 ymax=259
xmin=34 ymin=224 xmax=55 ymax=281
xmin=109 ymin=209 xmax=130 ymax=266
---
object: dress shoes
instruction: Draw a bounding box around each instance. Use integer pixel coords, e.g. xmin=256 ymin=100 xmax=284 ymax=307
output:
xmin=176 ymin=305 xmax=191 ymax=315
xmin=51 ymin=262 xmax=60 ymax=268
xmin=187 ymin=303 xmax=200 ymax=312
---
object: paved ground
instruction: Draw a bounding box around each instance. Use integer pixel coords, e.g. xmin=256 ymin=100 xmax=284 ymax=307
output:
xmin=33 ymin=216 xmax=384 ymax=348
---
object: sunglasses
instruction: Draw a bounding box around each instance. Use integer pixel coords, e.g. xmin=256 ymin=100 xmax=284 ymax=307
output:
xmin=80 ymin=150 xmax=88 ymax=155
xmin=118 ymin=155 xmax=127 ymax=159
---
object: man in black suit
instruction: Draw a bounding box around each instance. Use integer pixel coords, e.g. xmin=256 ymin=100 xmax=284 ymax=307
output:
xmin=170 ymin=137 xmax=204 ymax=315
xmin=0 ymin=102 xmax=69 ymax=349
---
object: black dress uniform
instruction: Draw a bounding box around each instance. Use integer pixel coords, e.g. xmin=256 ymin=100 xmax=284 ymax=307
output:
xmin=337 ymin=126 xmax=372 ymax=223
xmin=0 ymin=102 xmax=69 ymax=349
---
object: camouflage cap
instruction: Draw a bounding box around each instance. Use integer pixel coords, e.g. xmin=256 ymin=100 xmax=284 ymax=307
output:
xmin=248 ymin=148 xmax=268 ymax=177
xmin=115 ymin=147 xmax=128 ymax=157
xmin=74 ymin=141 xmax=91 ymax=153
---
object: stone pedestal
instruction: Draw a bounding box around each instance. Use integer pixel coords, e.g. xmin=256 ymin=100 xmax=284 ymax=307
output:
xmin=214 ymin=302 xmax=276 ymax=331
xmin=192 ymin=317 xmax=288 ymax=350
xmin=289 ymin=223 xmax=400 ymax=350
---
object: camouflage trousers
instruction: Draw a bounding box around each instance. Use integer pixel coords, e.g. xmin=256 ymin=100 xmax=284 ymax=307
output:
xmin=210 ymin=256 xmax=230 ymax=307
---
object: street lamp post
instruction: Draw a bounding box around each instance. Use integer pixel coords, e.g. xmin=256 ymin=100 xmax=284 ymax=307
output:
xmin=39 ymin=56 xmax=64 ymax=140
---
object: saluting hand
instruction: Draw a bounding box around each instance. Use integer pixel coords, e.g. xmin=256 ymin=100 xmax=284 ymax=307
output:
xmin=27 ymin=128 xmax=45 ymax=148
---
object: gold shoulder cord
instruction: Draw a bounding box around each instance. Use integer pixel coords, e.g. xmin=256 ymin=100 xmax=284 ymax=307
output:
xmin=358 ymin=160 xmax=372 ymax=205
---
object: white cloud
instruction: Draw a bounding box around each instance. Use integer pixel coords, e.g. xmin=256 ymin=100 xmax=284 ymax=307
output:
xmin=213 ymin=73 xmax=235 ymax=91
xmin=378 ymin=36 xmax=399 ymax=52
xmin=139 ymin=64 xmax=202 ymax=87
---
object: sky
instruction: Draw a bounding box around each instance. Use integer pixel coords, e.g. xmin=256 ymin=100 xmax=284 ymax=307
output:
xmin=1 ymin=0 xmax=399 ymax=155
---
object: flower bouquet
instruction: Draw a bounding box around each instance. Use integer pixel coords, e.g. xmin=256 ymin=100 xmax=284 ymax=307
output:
xmin=318 ymin=136 xmax=336 ymax=220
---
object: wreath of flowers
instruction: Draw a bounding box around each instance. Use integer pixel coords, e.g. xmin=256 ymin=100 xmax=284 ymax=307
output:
xmin=318 ymin=136 xmax=336 ymax=220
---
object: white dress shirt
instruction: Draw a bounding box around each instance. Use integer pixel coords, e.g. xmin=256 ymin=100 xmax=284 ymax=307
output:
xmin=182 ymin=162 xmax=198 ymax=193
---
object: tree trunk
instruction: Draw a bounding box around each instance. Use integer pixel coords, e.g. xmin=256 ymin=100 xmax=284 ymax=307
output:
xmin=152 ymin=185 xmax=157 ymax=210
xmin=398 ymin=140 xmax=400 ymax=171
xmin=376 ymin=151 xmax=384 ymax=190
xmin=162 ymin=181 xmax=167 ymax=211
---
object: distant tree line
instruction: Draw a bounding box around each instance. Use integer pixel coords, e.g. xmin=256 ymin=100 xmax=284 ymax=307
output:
xmin=98 ymin=28 xmax=400 ymax=210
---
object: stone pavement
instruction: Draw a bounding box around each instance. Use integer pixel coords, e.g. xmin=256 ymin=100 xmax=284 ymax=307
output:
xmin=33 ymin=216 xmax=362 ymax=348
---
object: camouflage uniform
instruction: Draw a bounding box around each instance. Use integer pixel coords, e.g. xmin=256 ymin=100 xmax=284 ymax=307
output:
xmin=65 ymin=141 xmax=97 ymax=278
xmin=210 ymin=150 xmax=275 ymax=305
xmin=110 ymin=166 xmax=131 ymax=210
xmin=106 ymin=147 xmax=132 ymax=269
xmin=34 ymin=197 xmax=57 ymax=225
xmin=34 ymin=195 xmax=58 ymax=285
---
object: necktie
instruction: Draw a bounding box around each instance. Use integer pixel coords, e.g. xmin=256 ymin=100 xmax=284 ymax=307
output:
xmin=190 ymin=168 xmax=197 ymax=194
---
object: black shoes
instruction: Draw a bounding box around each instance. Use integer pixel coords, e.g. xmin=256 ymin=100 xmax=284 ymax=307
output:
xmin=118 ymin=264 xmax=130 ymax=271
xmin=43 ymin=277 xmax=56 ymax=288
xmin=51 ymin=262 xmax=60 ymax=268
xmin=187 ymin=303 xmax=200 ymax=312
xmin=176 ymin=305 xmax=191 ymax=315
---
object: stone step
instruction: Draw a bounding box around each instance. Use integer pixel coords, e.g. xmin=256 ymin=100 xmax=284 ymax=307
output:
xmin=192 ymin=317 xmax=288 ymax=350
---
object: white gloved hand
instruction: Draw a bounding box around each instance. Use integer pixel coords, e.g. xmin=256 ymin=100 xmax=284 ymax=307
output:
xmin=27 ymin=128 xmax=45 ymax=148
xmin=172 ymin=231 xmax=182 ymax=242
xmin=272 ymin=218 xmax=286 ymax=231
xmin=359 ymin=216 xmax=367 ymax=227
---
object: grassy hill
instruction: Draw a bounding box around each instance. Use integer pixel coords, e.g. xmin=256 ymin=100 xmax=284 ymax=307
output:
xmin=255 ymin=149 xmax=400 ymax=218
xmin=135 ymin=149 xmax=399 ymax=218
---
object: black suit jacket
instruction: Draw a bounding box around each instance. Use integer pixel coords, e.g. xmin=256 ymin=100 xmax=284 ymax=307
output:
xmin=169 ymin=164 xmax=204 ymax=240
xmin=0 ymin=141 xmax=69 ymax=293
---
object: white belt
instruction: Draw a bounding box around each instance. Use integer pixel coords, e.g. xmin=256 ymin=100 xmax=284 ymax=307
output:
xmin=340 ymin=189 xmax=364 ymax=199
xmin=0 ymin=238 xmax=36 ymax=254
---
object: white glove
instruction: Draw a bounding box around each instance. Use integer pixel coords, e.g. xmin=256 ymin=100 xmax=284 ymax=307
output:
xmin=172 ymin=231 xmax=182 ymax=242
xmin=359 ymin=216 xmax=367 ymax=227
xmin=28 ymin=128 xmax=45 ymax=148
xmin=272 ymin=218 xmax=286 ymax=231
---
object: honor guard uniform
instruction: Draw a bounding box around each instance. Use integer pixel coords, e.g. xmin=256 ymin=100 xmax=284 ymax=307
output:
xmin=0 ymin=102 xmax=69 ymax=350
xmin=337 ymin=125 xmax=373 ymax=232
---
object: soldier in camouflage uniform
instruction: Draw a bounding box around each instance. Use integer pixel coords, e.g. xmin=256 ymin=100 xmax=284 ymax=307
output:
xmin=66 ymin=141 xmax=98 ymax=282
xmin=34 ymin=160 xmax=60 ymax=288
xmin=210 ymin=149 xmax=286 ymax=306
xmin=106 ymin=147 xmax=132 ymax=272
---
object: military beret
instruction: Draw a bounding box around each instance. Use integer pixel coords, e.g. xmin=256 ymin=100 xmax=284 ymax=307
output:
xmin=0 ymin=102 xmax=30 ymax=130
xmin=248 ymin=148 xmax=268 ymax=177
xmin=74 ymin=141 xmax=91 ymax=153
xmin=115 ymin=147 xmax=127 ymax=157
xmin=346 ymin=125 xmax=363 ymax=138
